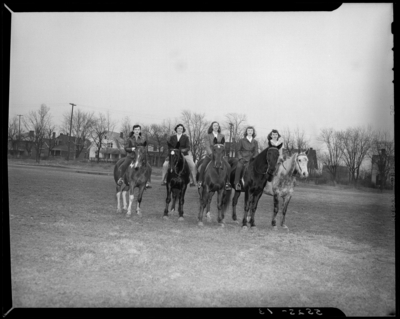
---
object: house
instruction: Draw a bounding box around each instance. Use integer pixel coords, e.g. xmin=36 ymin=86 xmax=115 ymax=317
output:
xmin=371 ymin=149 xmax=395 ymax=187
xmin=48 ymin=132 xmax=89 ymax=159
xmin=87 ymin=132 xmax=169 ymax=165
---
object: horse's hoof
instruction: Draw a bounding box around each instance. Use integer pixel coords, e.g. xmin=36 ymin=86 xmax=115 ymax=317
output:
xmin=206 ymin=213 xmax=212 ymax=222
xmin=163 ymin=215 xmax=169 ymax=220
xmin=178 ymin=217 xmax=184 ymax=222
xmin=241 ymin=226 xmax=248 ymax=231
xmin=198 ymin=221 xmax=204 ymax=227
xmin=282 ymin=225 xmax=289 ymax=230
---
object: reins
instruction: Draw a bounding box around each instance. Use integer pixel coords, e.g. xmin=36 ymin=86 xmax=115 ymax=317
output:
xmin=172 ymin=151 xmax=186 ymax=178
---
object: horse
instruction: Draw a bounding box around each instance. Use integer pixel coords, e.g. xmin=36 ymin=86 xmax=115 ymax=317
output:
xmin=263 ymin=150 xmax=309 ymax=230
xmin=228 ymin=146 xmax=280 ymax=230
xmin=196 ymin=141 xmax=232 ymax=227
xmin=163 ymin=147 xmax=190 ymax=221
xmin=113 ymin=146 xmax=152 ymax=217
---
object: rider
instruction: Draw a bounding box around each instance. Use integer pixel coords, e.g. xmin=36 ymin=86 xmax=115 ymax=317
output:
xmin=116 ymin=124 xmax=151 ymax=188
xmin=161 ymin=124 xmax=197 ymax=187
xmin=197 ymin=121 xmax=232 ymax=191
xmin=264 ymin=129 xmax=284 ymax=195
xmin=233 ymin=126 xmax=259 ymax=191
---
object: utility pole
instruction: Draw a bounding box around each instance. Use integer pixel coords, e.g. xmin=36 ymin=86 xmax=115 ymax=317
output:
xmin=17 ymin=115 xmax=23 ymax=157
xmin=229 ymin=122 xmax=233 ymax=157
xmin=67 ymin=103 xmax=75 ymax=160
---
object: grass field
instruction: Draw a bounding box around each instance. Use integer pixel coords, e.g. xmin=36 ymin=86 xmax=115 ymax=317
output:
xmin=7 ymin=162 xmax=396 ymax=316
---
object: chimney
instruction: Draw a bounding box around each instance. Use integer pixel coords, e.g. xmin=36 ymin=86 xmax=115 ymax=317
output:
xmin=29 ymin=131 xmax=34 ymax=137
xmin=52 ymin=132 xmax=56 ymax=138
xmin=120 ymin=132 xmax=124 ymax=138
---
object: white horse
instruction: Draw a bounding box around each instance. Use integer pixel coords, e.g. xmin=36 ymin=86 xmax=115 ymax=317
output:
xmin=263 ymin=150 xmax=309 ymax=230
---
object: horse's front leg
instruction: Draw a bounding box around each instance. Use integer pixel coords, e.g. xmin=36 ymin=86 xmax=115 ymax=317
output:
xmin=122 ymin=185 xmax=129 ymax=210
xmin=242 ymin=190 xmax=250 ymax=229
xmin=171 ymin=189 xmax=178 ymax=215
xmin=178 ymin=184 xmax=187 ymax=221
xmin=206 ymin=191 xmax=214 ymax=222
xmin=136 ymin=185 xmax=146 ymax=217
xmin=198 ymin=186 xmax=208 ymax=226
xmin=116 ymin=184 xmax=122 ymax=213
xmin=281 ymin=195 xmax=292 ymax=230
xmin=231 ymin=190 xmax=241 ymax=224
xmin=126 ymin=183 xmax=136 ymax=217
xmin=216 ymin=189 xmax=225 ymax=227
xmin=272 ymin=194 xmax=280 ymax=230
xmin=249 ymin=190 xmax=263 ymax=229
xmin=163 ymin=184 xmax=172 ymax=219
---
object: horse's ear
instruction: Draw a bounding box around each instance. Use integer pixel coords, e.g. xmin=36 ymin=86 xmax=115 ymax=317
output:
xmin=213 ymin=137 xmax=218 ymax=145
xmin=221 ymin=136 xmax=225 ymax=144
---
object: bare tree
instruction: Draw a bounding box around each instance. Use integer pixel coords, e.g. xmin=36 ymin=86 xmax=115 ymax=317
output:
xmin=281 ymin=127 xmax=296 ymax=155
xmin=318 ymin=128 xmax=344 ymax=186
xmin=293 ymin=127 xmax=310 ymax=152
xmin=23 ymin=104 xmax=52 ymax=163
xmin=46 ymin=124 xmax=57 ymax=157
xmin=223 ymin=113 xmax=247 ymax=157
xmin=181 ymin=110 xmax=209 ymax=162
xmin=105 ymin=110 xmax=117 ymax=133
xmin=338 ymin=126 xmax=373 ymax=187
xmin=369 ymin=130 xmax=395 ymax=191
xmin=90 ymin=113 xmax=109 ymax=163
xmin=120 ymin=116 xmax=132 ymax=142
xmin=73 ymin=110 xmax=95 ymax=158
xmin=8 ymin=115 xmax=20 ymax=155
xmin=145 ymin=124 xmax=168 ymax=166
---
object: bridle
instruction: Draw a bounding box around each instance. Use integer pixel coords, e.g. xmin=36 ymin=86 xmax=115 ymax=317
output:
xmin=171 ymin=149 xmax=186 ymax=177
xmin=254 ymin=147 xmax=279 ymax=175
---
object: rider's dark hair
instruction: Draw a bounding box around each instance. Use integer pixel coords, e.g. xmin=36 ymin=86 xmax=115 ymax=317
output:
xmin=243 ymin=126 xmax=256 ymax=138
xmin=267 ymin=129 xmax=281 ymax=140
xmin=174 ymin=124 xmax=186 ymax=133
xmin=208 ymin=121 xmax=221 ymax=134
xmin=132 ymin=124 xmax=142 ymax=136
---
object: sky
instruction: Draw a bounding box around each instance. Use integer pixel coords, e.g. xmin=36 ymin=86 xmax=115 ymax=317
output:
xmin=8 ymin=4 xmax=394 ymax=150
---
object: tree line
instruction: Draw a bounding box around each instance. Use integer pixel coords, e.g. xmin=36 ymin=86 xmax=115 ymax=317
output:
xmin=318 ymin=127 xmax=394 ymax=190
xmin=9 ymin=104 xmax=394 ymax=190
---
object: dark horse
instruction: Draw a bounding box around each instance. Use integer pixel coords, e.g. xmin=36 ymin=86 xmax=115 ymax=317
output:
xmin=196 ymin=141 xmax=231 ymax=227
xmin=228 ymin=146 xmax=280 ymax=229
xmin=113 ymin=146 xmax=152 ymax=217
xmin=163 ymin=146 xmax=190 ymax=221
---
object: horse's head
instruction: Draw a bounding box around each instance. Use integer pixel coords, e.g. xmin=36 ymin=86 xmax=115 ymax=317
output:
xmin=130 ymin=146 xmax=145 ymax=170
xmin=266 ymin=146 xmax=280 ymax=176
xmin=169 ymin=148 xmax=183 ymax=173
xmin=211 ymin=137 xmax=226 ymax=169
xmin=295 ymin=149 xmax=309 ymax=178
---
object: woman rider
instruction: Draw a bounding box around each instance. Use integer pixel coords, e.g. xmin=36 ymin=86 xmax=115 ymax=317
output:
xmin=197 ymin=121 xmax=232 ymax=191
xmin=161 ymin=124 xmax=197 ymax=187
xmin=116 ymin=124 xmax=151 ymax=188
xmin=233 ymin=126 xmax=259 ymax=191
xmin=264 ymin=129 xmax=284 ymax=195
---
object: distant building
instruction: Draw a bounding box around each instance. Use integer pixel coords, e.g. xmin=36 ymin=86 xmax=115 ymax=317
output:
xmin=371 ymin=149 xmax=395 ymax=187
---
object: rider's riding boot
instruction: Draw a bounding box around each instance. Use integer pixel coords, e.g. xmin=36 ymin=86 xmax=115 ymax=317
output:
xmin=264 ymin=181 xmax=274 ymax=195
xmin=225 ymin=182 xmax=232 ymax=191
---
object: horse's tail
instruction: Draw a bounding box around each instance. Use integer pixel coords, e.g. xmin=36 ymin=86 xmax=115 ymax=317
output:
xmin=222 ymin=187 xmax=232 ymax=215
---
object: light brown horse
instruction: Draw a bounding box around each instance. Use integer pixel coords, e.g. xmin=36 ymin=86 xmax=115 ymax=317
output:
xmin=263 ymin=150 xmax=309 ymax=230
